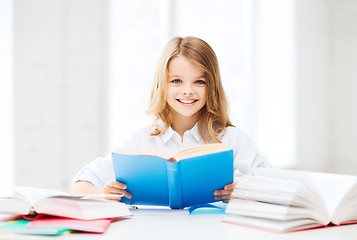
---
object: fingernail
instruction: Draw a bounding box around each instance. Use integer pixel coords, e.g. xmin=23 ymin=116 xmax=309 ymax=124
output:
xmin=214 ymin=191 xmax=218 ymax=196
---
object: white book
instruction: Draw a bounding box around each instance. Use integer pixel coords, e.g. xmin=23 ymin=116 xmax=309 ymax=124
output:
xmin=224 ymin=168 xmax=357 ymax=232
xmin=0 ymin=186 xmax=131 ymax=220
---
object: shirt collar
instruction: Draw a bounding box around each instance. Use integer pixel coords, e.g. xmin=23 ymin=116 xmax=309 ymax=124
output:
xmin=161 ymin=122 xmax=201 ymax=143
xmin=161 ymin=125 xmax=176 ymax=143
xmin=188 ymin=123 xmax=202 ymax=142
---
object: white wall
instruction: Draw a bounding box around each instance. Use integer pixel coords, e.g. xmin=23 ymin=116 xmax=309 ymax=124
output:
xmin=330 ymin=0 xmax=357 ymax=174
xmin=295 ymin=0 xmax=357 ymax=174
xmin=8 ymin=0 xmax=357 ymax=193
xmin=295 ymin=0 xmax=332 ymax=171
xmin=13 ymin=0 xmax=109 ymax=191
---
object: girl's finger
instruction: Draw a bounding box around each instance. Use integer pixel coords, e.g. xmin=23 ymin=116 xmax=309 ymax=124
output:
xmin=214 ymin=189 xmax=233 ymax=196
xmin=107 ymin=181 xmax=127 ymax=189
xmin=121 ymin=190 xmax=132 ymax=199
xmin=224 ymin=181 xmax=238 ymax=190
xmin=104 ymin=187 xmax=132 ymax=199
xmin=214 ymin=194 xmax=231 ymax=201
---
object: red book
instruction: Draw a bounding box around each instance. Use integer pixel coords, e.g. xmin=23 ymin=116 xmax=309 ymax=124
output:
xmin=0 ymin=186 xmax=132 ymax=220
xmin=27 ymin=217 xmax=112 ymax=233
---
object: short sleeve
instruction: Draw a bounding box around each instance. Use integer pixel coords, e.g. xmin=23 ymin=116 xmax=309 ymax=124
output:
xmin=221 ymin=127 xmax=271 ymax=175
xmin=71 ymin=126 xmax=154 ymax=189
xmin=72 ymin=153 xmax=115 ymax=189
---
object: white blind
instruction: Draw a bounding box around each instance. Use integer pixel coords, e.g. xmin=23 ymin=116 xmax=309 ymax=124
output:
xmin=0 ymin=0 xmax=14 ymax=186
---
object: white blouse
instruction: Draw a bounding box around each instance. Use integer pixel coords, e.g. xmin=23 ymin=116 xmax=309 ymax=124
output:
xmin=72 ymin=124 xmax=270 ymax=189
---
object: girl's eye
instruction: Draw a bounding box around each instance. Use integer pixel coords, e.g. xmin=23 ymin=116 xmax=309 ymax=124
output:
xmin=171 ymin=79 xmax=182 ymax=84
xmin=195 ymin=80 xmax=206 ymax=84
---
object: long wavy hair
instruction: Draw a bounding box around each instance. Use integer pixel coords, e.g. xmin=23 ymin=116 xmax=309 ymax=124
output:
xmin=146 ymin=36 xmax=233 ymax=143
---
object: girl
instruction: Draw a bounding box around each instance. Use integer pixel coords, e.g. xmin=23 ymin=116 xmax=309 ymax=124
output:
xmin=70 ymin=36 xmax=270 ymax=202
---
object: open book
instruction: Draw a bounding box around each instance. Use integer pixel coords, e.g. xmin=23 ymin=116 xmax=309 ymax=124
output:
xmin=224 ymin=168 xmax=357 ymax=232
xmin=112 ymin=143 xmax=234 ymax=209
xmin=0 ymin=186 xmax=131 ymax=220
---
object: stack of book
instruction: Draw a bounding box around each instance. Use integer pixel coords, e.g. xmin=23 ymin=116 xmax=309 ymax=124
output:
xmin=0 ymin=186 xmax=132 ymax=235
xmin=224 ymin=168 xmax=357 ymax=233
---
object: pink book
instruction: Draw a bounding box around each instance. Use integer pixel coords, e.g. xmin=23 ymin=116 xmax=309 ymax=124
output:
xmin=27 ymin=218 xmax=112 ymax=233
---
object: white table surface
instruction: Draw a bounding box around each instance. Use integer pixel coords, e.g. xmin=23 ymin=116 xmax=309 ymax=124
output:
xmin=1 ymin=207 xmax=357 ymax=240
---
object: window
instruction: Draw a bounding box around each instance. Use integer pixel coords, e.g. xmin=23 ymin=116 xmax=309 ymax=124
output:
xmin=0 ymin=0 xmax=14 ymax=186
xmin=252 ymin=0 xmax=295 ymax=167
xmin=109 ymin=0 xmax=295 ymax=167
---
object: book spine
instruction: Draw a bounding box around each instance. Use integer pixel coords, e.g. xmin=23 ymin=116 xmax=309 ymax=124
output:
xmin=166 ymin=161 xmax=183 ymax=209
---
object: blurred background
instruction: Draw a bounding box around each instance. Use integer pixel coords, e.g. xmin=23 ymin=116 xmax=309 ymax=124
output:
xmin=0 ymin=0 xmax=356 ymax=192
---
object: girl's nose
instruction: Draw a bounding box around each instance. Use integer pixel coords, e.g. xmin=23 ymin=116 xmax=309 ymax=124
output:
xmin=182 ymin=84 xmax=193 ymax=96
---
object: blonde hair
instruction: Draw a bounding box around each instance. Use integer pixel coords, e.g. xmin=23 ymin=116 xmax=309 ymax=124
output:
xmin=147 ymin=36 xmax=233 ymax=143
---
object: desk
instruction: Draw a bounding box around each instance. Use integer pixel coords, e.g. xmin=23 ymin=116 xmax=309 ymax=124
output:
xmin=1 ymin=208 xmax=357 ymax=240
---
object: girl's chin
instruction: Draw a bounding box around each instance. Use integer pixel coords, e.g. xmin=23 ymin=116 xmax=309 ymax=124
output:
xmin=171 ymin=111 xmax=201 ymax=119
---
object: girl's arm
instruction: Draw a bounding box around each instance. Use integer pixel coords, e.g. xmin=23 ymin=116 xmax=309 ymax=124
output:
xmin=70 ymin=181 xmax=103 ymax=195
xmin=70 ymin=180 xmax=132 ymax=201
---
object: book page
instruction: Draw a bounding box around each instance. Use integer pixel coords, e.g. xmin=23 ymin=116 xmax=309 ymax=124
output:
xmin=34 ymin=198 xmax=131 ymax=220
xmin=116 ymin=149 xmax=170 ymax=159
xmin=308 ymin=172 xmax=357 ymax=219
xmin=13 ymin=186 xmax=70 ymax=205
xmin=252 ymin=168 xmax=330 ymax=223
xmin=0 ymin=186 xmax=68 ymax=215
xmin=115 ymin=144 xmax=231 ymax=161
xmin=0 ymin=186 xmax=13 ymax=197
xmin=254 ymin=169 xmax=357 ymax=219
xmin=173 ymin=143 xmax=231 ymax=160
xmin=224 ymin=214 xmax=322 ymax=233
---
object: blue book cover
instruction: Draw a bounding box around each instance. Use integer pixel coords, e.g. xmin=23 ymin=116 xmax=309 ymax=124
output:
xmin=112 ymin=143 xmax=234 ymax=209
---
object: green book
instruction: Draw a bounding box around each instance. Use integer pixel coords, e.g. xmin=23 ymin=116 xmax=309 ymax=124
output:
xmin=0 ymin=220 xmax=69 ymax=236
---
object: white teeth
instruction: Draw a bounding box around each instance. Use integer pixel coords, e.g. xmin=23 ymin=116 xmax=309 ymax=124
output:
xmin=179 ymin=99 xmax=195 ymax=104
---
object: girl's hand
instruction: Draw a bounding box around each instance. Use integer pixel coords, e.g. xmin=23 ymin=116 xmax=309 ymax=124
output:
xmin=103 ymin=181 xmax=132 ymax=201
xmin=213 ymin=181 xmax=237 ymax=203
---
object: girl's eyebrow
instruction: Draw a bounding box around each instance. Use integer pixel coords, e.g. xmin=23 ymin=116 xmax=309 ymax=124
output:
xmin=168 ymin=74 xmax=206 ymax=79
xmin=196 ymin=75 xmax=206 ymax=79
xmin=168 ymin=74 xmax=182 ymax=78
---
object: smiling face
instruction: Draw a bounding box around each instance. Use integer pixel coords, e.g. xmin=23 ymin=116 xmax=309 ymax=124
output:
xmin=166 ymin=55 xmax=208 ymax=124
